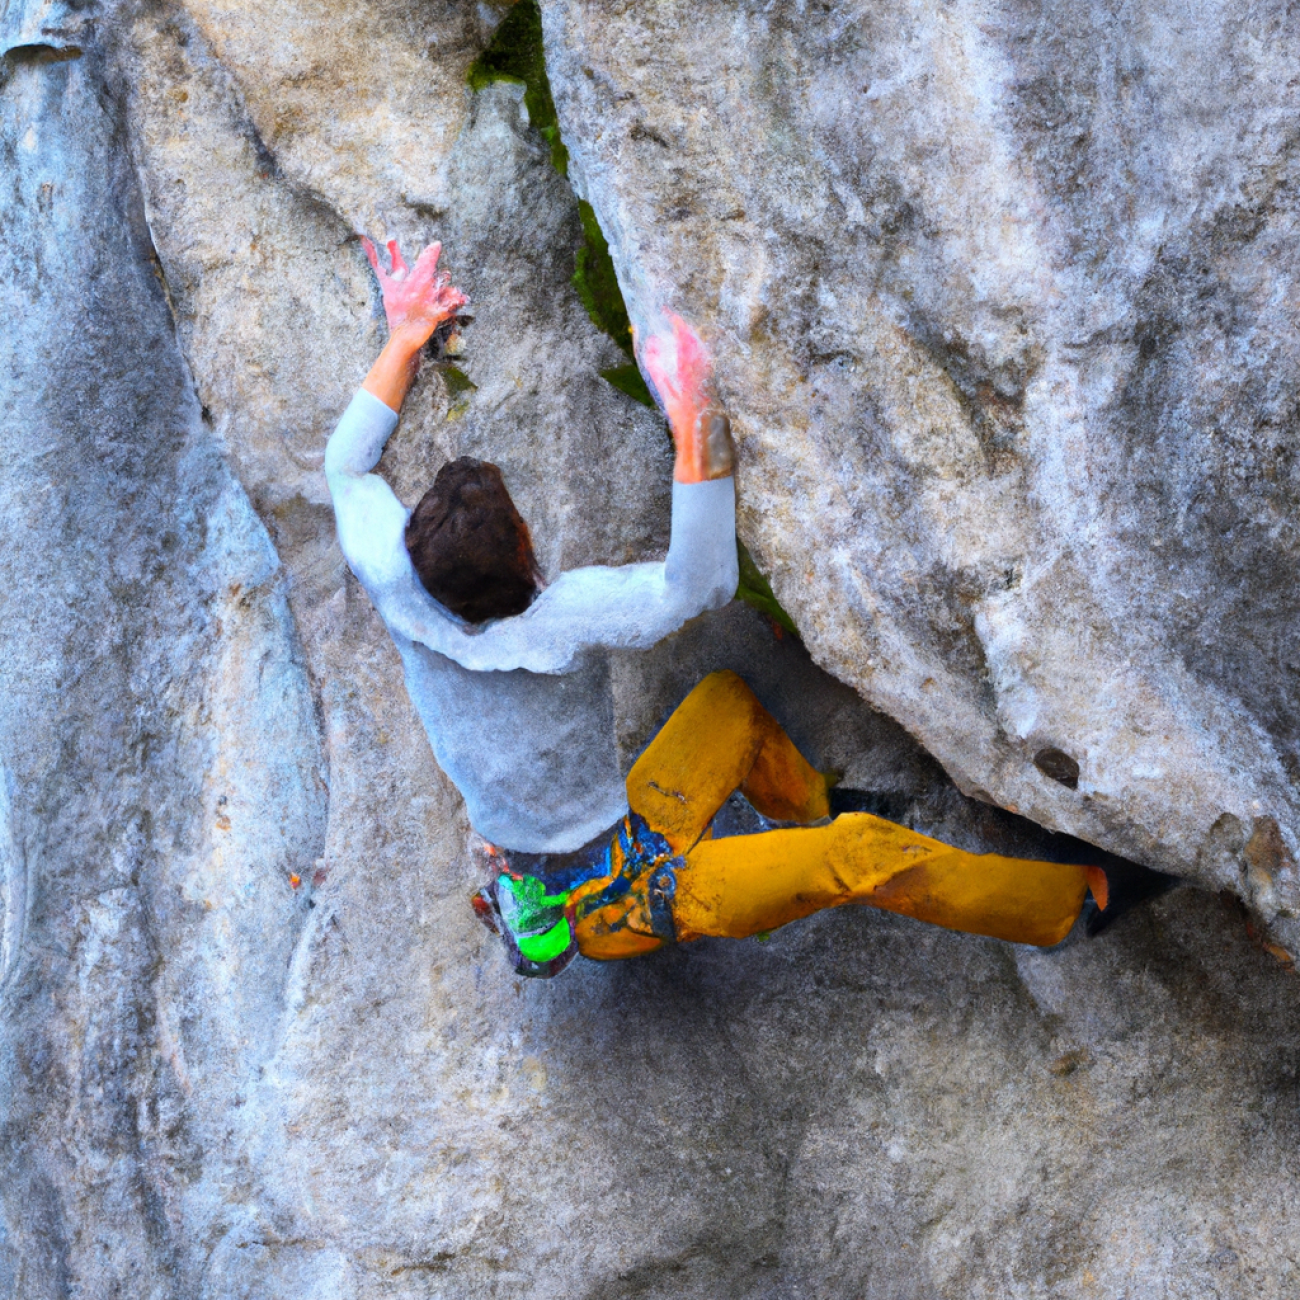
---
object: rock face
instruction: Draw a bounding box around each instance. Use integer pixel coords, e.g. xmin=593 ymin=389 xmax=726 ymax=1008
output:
xmin=544 ymin=0 xmax=1300 ymax=928
xmin=0 ymin=26 xmax=327 ymax=1293
xmin=1 ymin=1 xmax=1300 ymax=1296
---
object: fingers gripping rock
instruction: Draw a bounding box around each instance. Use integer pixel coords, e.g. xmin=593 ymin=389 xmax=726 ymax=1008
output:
xmin=639 ymin=312 xmax=734 ymax=482
xmin=360 ymin=234 xmax=467 ymax=343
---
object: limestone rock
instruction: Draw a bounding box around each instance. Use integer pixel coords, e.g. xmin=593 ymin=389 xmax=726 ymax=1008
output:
xmin=171 ymin=0 xmax=510 ymax=240
xmin=0 ymin=37 xmax=326 ymax=1293
xmin=3 ymin=2 xmax=1300 ymax=1297
xmin=542 ymin=0 xmax=1300 ymax=932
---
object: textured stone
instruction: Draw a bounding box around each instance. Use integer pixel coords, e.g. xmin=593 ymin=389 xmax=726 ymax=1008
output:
xmin=171 ymin=0 xmax=510 ymax=240
xmin=2 ymin=1 xmax=1300 ymax=1297
xmin=0 ymin=34 xmax=325 ymax=1295
xmin=542 ymin=0 xmax=1300 ymax=932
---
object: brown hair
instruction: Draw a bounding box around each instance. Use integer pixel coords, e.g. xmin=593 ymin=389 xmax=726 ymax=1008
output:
xmin=405 ymin=457 xmax=541 ymax=624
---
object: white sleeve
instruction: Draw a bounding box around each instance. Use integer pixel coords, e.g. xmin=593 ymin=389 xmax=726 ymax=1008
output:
xmin=387 ymin=477 xmax=739 ymax=674
xmin=324 ymin=388 xmax=408 ymax=594
xmin=324 ymin=386 xmax=399 ymax=479
xmin=326 ymin=386 xmax=738 ymax=674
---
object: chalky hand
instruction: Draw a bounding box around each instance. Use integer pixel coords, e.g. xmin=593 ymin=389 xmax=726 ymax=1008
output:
xmin=639 ymin=312 xmax=735 ymax=483
xmin=361 ymin=236 xmax=468 ymax=349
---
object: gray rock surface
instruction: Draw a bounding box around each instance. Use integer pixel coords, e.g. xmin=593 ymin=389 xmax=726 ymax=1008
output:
xmin=1 ymin=1 xmax=1299 ymax=1296
xmin=0 ymin=29 xmax=326 ymax=1295
xmin=543 ymin=0 xmax=1300 ymax=932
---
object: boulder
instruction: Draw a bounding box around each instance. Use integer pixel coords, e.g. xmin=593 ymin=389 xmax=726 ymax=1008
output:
xmin=543 ymin=0 xmax=1300 ymax=935
xmin=1 ymin=2 xmax=1299 ymax=1295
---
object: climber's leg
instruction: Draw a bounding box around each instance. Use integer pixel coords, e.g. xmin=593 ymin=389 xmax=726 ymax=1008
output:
xmin=625 ymin=670 xmax=829 ymax=854
xmin=742 ymin=709 xmax=834 ymax=826
xmin=589 ymin=671 xmax=1088 ymax=960
xmin=671 ymin=813 xmax=1091 ymax=948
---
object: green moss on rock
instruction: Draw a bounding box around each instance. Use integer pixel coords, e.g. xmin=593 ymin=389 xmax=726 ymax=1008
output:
xmin=439 ymin=364 xmax=477 ymax=399
xmin=467 ymin=0 xmax=568 ymax=175
xmin=737 ymin=540 xmax=799 ymax=636
xmin=573 ymin=199 xmax=634 ymax=358
xmin=598 ymin=363 xmax=655 ymax=409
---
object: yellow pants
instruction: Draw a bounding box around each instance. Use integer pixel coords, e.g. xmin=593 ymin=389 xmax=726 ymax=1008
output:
xmin=571 ymin=672 xmax=1090 ymax=959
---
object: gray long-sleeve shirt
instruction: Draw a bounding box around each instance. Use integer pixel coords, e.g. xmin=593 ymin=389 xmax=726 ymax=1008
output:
xmin=325 ymin=388 xmax=738 ymax=852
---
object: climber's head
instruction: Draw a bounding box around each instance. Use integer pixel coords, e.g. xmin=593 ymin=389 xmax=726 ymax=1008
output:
xmin=405 ymin=457 xmax=541 ymax=624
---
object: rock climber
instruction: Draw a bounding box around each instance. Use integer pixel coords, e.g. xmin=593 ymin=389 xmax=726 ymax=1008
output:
xmin=326 ymin=236 xmax=1171 ymax=979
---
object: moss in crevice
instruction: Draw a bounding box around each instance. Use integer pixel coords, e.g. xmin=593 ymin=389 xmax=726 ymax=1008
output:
xmin=737 ymin=540 xmax=799 ymax=637
xmin=468 ymin=1 xmax=640 ymax=397
xmin=572 ymin=199 xmax=632 ymax=356
xmin=598 ymin=363 xmax=655 ymax=409
xmin=572 ymin=202 xmax=655 ymax=405
xmin=467 ymin=0 xmax=568 ymax=175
